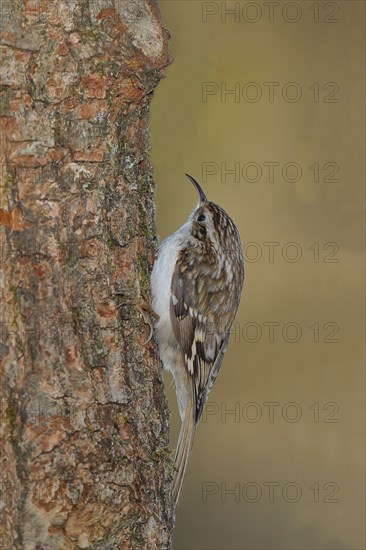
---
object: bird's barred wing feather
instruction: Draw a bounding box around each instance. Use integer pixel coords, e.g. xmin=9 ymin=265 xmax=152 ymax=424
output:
xmin=170 ymin=259 xmax=236 ymax=422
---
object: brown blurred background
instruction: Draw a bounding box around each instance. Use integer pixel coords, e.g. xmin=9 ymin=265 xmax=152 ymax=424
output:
xmin=150 ymin=2 xmax=365 ymax=549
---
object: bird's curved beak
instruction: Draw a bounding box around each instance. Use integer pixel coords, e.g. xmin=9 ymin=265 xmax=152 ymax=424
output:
xmin=185 ymin=174 xmax=208 ymax=204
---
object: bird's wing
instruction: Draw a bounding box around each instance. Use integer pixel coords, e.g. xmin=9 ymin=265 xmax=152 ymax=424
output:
xmin=170 ymin=256 xmax=236 ymax=422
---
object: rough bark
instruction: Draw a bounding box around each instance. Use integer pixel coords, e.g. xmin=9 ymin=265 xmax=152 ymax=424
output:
xmin=0 ymin=1 xmax=172 ymax=548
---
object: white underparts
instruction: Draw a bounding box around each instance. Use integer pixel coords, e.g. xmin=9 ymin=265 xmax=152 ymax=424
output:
xmin=151 ymin=224 xmax=191 ymax=420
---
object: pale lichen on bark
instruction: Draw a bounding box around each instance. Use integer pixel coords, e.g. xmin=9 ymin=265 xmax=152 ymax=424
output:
xmin=0 ymin=1 xmax=172 ymax=548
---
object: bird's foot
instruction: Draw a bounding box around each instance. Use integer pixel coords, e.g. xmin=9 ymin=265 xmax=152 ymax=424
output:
xmin=137 ymin=298 xmax=159 ymax=344
xmin=113 ymin=287 xmax=159 ymax=344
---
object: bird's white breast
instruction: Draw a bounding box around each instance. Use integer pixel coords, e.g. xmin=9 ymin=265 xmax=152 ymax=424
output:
xmin=151 ymin=224 xmax=190 ymax=372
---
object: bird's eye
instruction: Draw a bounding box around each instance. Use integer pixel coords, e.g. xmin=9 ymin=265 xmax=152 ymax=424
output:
xmin=197 ymin=213 xmax=206 ymax=222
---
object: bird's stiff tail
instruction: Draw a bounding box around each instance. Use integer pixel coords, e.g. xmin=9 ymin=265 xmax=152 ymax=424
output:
xmin=172 ymin=400 xmax=196 ymax=509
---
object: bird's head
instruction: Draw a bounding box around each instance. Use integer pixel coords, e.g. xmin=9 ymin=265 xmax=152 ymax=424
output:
xmin=186 ymin=174 xmax=239 ymax=251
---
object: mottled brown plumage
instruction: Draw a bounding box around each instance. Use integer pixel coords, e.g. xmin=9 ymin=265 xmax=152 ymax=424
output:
xmin=151 ymin=175 xmax=245 ymax=509
xmin=170 ymin=201 xmax=244 ymax=421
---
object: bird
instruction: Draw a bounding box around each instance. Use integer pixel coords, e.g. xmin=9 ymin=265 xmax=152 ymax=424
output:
xmin=151 ymin=174 xmax=245 ymax=508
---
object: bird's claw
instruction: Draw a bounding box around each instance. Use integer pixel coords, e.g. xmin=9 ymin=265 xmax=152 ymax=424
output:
xmin=113 ymin=288 xmax=159 ymax=345
xmin=137 ymin=299 xmax=159 ymax=345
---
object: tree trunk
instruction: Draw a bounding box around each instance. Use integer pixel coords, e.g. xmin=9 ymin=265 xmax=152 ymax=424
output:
xmin=0 ymin=1 xmax=172 ymax=548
